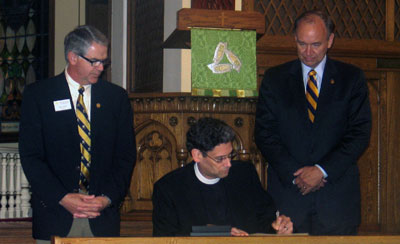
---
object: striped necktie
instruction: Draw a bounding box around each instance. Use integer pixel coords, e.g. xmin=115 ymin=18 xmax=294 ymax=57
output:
xmin=76 ymin=86 xmax=91 ymax=192
xmin=306 ymin=70 xmax=319 ymax=123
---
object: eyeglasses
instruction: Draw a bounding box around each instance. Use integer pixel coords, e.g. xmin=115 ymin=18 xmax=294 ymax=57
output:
xmin=79 ymin=55 xmax=110 ymax=67
xmin=202 ymin=151 xmax=237 ymax=163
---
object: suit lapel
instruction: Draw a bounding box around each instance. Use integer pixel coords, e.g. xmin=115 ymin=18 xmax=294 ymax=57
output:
xmin=53 ymin=73 xmax=80 ymax=136
xmin=314 ymin=58 xmax=337 ymax=125
xmin=53 ymin=73 xmax=74 ymax=108
xmin=288 ymin=58 xmax=338 ymax=128
xmin=88 ymin=81 xmax=105 ymax=178
xmin=288 ymin=61 xmax=311 ymax=128
xmin=90 ymin=81 xmax=101 ymax=138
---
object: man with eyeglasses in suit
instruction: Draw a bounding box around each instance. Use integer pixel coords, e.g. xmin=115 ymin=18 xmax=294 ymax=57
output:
xmin=19 ymin=25 xmax=136 ymax=244
xmin=152 ymin=117 xmax=293 ymax=237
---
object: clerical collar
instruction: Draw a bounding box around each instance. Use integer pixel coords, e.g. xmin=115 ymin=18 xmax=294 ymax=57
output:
xmin=194 ymin=163 xmax=220 ymax=185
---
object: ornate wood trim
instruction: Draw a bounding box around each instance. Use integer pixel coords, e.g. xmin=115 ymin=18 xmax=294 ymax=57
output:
xmin=164 ymin=8 xmax=265 ymax=48
xmin=257 ymin=35 xmax=400 ymax=59
xmin=130 ymin=93 xmax=257 ymax=114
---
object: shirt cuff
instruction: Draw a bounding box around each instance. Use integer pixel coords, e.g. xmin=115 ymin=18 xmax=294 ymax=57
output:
xmin=315 ymin=164 xmax=328 ymax=178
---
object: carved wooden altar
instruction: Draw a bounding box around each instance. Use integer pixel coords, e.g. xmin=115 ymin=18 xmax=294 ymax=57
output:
xmin=121 ymin=93 xmax=264 ymax=217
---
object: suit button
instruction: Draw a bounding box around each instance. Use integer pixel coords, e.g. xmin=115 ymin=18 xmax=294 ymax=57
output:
xmin=76 ymin=165 xmax=80 ymax=171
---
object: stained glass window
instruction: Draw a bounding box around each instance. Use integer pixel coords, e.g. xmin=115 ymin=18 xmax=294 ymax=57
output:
xmin=0 ymin=0 xmax=49 ymax=141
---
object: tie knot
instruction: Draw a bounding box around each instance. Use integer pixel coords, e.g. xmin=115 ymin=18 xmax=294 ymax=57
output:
xmin=78 ymin=86 xmax=85 ymax=95
xmin=309 ymin=70 xmax=316 ymax=76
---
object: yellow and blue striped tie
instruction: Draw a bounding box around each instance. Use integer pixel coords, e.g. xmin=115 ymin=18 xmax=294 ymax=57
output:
xmin=77 ymin=86 xmax=91 ymax=192
xmin=306 ymin=70 xmax=319 ymax=123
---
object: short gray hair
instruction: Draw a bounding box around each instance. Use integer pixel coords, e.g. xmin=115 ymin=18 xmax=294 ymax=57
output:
xmin=64 ymin=25 xmax=109 ymax=63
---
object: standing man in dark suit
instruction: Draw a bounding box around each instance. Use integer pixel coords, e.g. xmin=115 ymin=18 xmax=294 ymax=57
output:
xmin=255 ymin=10 xmax=371 ymax=235
xmin=19 ymin=25 xmax=136 ymax=243
xmin=153 ymin=117 xmax=293 ymax=237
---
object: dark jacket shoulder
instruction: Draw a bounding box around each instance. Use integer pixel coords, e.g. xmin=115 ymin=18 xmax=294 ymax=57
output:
xmin=154 ymin=162 xmax=195 ymax=187
xmin=264 ymin=59 xmax=299 ymax=76
xmin=94 ymin=78 xmax=128 ymax=94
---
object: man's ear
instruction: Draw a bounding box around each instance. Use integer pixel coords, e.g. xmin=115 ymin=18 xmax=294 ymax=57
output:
xmin=191 ymin=149 xmax=203 ymax=163
xmin=327 ymin=33 xmax=335 ymax=49
xmin=67 ymin=51 xmax=78 ymax=65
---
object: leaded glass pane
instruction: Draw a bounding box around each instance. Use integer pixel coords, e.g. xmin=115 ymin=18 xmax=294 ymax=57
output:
xmin=0 ymin=0 xmax=49 ymax=140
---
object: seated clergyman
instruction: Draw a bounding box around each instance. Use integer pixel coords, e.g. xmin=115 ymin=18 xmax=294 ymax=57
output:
xmin=152 ymin=117 xmax=293 ymax=236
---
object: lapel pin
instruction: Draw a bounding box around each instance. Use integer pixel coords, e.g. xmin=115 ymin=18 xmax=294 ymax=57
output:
xmin=96 ymin=103 xmax=101 ymax=108
xmin=330 ymin=79 xmax=335 ymax=84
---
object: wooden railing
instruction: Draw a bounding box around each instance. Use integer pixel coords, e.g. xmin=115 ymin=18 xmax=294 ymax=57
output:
xmin=0 ymin=146 xmax=31 ymax=220
xmin=52 ymin=235 xmax=400 ymax=244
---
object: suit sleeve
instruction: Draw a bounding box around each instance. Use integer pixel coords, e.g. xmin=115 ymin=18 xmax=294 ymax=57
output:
xmin=318 ymin=69 xmax=371 ymax=182
xmin=254 ymin=71 xmax=302 ymax=186
xmin=152 ymin=181 xmax=182 ymax=236
xmin=98 ymin=90 xmax=136 ymax=207
xmin=19 ymin=85 xmax=69 ymax=208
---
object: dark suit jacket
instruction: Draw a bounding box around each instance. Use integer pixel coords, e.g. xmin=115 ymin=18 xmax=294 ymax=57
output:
xmin=152 ymin=161 xmax=276 ymax=236
xmin=254 ymin=58 xmax=371 ymax=231
xmin=19 ymin=73 xmax=136 ymax=240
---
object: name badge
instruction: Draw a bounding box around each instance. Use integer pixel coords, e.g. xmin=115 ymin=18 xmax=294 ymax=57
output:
xmin=53 ymin=99 xmax=72 ymax=112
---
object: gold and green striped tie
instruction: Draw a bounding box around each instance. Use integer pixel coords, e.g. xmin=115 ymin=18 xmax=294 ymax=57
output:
xmin=306 ymin=70 xmax=319 ymax=123
xmin=76 ymin=86 xmax=91 ymax=192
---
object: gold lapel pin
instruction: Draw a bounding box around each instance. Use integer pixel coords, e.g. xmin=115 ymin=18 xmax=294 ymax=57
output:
xmin=330 ymin=79 xmax=335 ymax=84
xmin=96 ymin=103 xmax=101 ymax=108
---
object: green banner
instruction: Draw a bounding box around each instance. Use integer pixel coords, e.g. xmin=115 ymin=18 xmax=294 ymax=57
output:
xmin=191 ymin=28 xmax=257 ymax=97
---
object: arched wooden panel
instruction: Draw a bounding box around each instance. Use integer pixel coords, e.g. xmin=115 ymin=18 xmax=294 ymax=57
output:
xmin=121 ymin=119 xmax=179 ymax=213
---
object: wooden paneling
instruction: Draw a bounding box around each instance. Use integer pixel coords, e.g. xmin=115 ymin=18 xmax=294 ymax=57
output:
xmin=164 ymin=9 xmax=265 ymax=48
xmin=383 ymin=71 xmax=400 ymax=233
xmin=123 ymin=119 xmax=180 ymax=212
xmin=251 ymin=0 xmax=387 ymax=40
xmin=0 ymin=220 xmax=153 ymax=242
xmin=52 ymin=235 xmax=400 ymax=244
xmin=358 ymin=74 xmax=381 ymax=233
xmin=121 ymin=94 xmax=262 ymax=218
xmin=191 ymin=0 xmax=235 ymax=10
xmin=85 ymin=0 xmax=111 ymax=82
xmin=128 ymin=0 xmax=164 ymax=93
xmin=0 ymin=222 xmax=34 ymax=244
xmin=176 ymin=9 xmax=265 ymax=34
